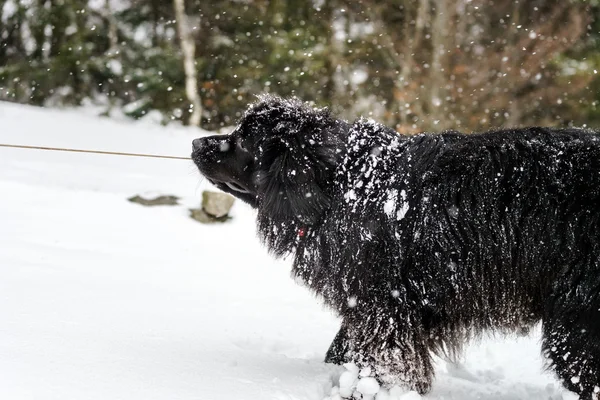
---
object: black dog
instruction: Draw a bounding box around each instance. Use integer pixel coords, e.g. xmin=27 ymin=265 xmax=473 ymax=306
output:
xmin=191 ymin=95 xmax=600 ymax=398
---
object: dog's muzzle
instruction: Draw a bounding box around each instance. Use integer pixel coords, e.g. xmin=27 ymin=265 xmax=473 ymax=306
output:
xmin=192 ymin=137 xmax=206 ymax=152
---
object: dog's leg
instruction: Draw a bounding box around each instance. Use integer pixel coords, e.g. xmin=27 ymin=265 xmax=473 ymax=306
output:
xmin=542 ymin=278 xmax=600 ymax=399
xmin=346 ymin=306 xmax=434 ymax=394
xmin=325 ymin=324 xmax=352 ymax=364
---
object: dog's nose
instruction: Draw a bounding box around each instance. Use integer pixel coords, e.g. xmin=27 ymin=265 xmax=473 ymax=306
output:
xmin=192 ymin=138 xmax=205 ymax=151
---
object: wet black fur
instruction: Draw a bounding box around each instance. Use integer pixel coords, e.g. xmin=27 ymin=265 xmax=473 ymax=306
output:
xmin=191 ymin=95 xmax=600 ymax=398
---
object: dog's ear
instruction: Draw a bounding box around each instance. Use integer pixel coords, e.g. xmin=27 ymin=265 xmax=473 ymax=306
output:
xmin=258 ymin=135 xmax=332 ymax=225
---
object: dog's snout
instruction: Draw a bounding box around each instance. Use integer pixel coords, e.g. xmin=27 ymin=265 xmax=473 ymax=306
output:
xmin=192 ymin=137 xmax=206 ymax=151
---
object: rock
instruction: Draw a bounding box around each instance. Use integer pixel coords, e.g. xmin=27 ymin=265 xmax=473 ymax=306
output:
xmin=189 ymin=208 xmax=231 ymax=224
xmin=128 ymin=194 xmax=179 ymax=206
xmin=189 ymin=191 xmax=235 ymax=224
xmin=202 ymin=191 xmax=235 ymax=218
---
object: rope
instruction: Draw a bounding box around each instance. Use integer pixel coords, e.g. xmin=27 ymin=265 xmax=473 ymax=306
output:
xmin=0 ymin=143 xmax=190 ymax=160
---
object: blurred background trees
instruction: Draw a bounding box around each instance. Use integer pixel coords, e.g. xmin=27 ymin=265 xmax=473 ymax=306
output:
xmin=1 ymin=0 xmax=600 ymax=132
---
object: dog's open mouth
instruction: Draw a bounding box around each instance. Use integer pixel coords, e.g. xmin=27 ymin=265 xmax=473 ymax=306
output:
xmin=225 ymin=182 xmax=250 ymax=193
xmin=208 ymin=178 xmax=250 ymax=194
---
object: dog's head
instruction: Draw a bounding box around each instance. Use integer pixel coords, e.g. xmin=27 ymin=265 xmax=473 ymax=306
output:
xmin=191 ymin=95 xmax=349 ymax=225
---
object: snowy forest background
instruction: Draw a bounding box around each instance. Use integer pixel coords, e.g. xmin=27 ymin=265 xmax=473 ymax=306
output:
xmin=2 ymin=0 xmax=600 ymax=133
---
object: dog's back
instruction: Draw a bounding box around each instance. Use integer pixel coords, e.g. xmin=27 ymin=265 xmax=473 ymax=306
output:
xmin=401 ymin=128 xmax=600 ymax=330
xmin=298 ymin=121 xmax=600 ymax=396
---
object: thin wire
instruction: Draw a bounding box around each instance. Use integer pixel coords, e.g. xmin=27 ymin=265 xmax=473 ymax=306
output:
xmin=0 ymin=143 xmax=190 ymax=160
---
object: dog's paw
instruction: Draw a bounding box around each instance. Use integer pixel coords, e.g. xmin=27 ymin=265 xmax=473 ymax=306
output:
xmin=324 ymin=363 xmax=421 ymax=400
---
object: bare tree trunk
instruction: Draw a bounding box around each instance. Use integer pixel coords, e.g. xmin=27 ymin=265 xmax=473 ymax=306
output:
xmin=173 ymin=0 xmax=202 ymax=127
xmin=151 ymin=0 xmax=160 ymax=47
xmin=429 ymin=0 xmax=449 ymax=127
xmin=404 ymin=0 xmax=429 ymax=126
xmin=31 ymin=0 xmax=46 ymax=60
xmin=105 ymin=0 xmax=119 ymax=52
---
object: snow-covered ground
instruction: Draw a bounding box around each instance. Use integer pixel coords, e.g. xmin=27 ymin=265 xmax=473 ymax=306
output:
xmin=0 ymin=102 xmax=574 ymax=399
